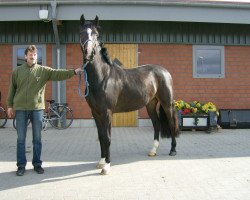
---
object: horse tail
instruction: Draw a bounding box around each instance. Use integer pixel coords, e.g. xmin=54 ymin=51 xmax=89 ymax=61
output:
xmin=159 ymin=103 xmax=180 ymax=138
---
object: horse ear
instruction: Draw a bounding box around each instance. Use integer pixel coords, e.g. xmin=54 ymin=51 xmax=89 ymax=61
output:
xmin=94 ymin=15 xmax=99 ymax=26
xmin=80 ymin=14 xmax=85 ymax=25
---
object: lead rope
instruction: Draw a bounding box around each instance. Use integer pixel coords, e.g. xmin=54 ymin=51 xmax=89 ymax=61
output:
xmin=78 ymin=63 xmax=89 ymax=99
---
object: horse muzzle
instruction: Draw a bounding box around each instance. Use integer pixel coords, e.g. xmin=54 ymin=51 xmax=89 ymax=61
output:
xmin=81 ymin=40 xmax=95 ymax=62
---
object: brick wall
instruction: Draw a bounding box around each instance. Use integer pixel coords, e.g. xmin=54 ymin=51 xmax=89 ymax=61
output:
xmin=66 ymin=44 xmax=92 ymax=119
xmin=0 ymin=45 xmax=12 ymax=108
xmin=138 ymin=44 xmax=250 ymax=118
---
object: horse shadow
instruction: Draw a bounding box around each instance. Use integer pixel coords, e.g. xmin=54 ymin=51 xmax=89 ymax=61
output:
xmin=110 ymin=127 xmax=250 ymax=162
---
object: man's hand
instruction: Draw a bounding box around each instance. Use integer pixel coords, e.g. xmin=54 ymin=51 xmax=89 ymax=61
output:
xmin=7 ymin=107 xmax=14 ymax=118
xmin=74 ymin=68 xmax=84 ymax=75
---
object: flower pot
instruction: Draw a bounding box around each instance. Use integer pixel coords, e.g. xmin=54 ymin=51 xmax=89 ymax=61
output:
xmin=178 ymin=111 xmax=217 ymax=132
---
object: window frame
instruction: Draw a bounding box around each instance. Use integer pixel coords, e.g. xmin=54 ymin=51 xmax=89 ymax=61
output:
xmin=193 ymin=45 xmax=225 ymax=78
xmin=13 ymin=45 xmax=46 ymax=69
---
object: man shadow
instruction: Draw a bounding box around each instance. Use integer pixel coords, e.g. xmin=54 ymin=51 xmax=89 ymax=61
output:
xmin=0 ymin=162 xmax=99 ymax=191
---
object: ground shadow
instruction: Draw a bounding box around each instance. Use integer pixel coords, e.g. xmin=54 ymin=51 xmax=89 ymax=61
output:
xmin=0 ymin=162 xmax=100 ymax=191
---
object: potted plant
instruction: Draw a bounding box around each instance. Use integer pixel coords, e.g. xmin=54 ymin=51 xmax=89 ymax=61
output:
xmin=175 ymin=100 xmax=219 ymax=132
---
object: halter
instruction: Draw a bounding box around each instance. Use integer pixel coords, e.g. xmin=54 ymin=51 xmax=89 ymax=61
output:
xmin=80 ymin=38 xmax=92 ymax=49
xmin=80 ymin=38 xmax=96 ymax=60
xmin=78 ymin=28 xmax=99 ymax=98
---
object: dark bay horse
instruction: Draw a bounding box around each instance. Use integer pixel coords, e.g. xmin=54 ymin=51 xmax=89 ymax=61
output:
xmin=79 ymin=15 xmax=179 ymax=175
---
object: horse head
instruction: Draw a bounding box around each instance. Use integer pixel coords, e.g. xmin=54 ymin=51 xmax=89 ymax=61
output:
xmin=79 ymin=15 xmax=100 ymax=62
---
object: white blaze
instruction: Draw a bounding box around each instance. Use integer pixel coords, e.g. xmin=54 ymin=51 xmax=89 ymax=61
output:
xmin=86 ymin=28 xmax=93 ymax=58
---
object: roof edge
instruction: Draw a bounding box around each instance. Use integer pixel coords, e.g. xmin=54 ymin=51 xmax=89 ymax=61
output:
xmin=0 ymin=1 xmax=250 ymax=9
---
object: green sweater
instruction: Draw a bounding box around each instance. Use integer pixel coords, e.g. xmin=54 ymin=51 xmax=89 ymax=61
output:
xmin=7 ymin=63 xmax=75 ymax=110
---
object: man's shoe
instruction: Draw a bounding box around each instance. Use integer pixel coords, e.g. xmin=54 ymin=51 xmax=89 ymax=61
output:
xmin=16 ymin=167 xmax=25 ymax=176
xmin=34 ymin=166 xmax=44 ymax=174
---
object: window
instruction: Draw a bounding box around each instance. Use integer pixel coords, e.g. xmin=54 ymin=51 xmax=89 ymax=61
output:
xmin=13 ymin=45 xmax=46 ymax=69
xmin=193 ymin=45 xmax=224 ymax=78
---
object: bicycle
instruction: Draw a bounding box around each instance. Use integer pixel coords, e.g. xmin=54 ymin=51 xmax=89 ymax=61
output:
xmin=42 ymin=100 xmax=74 ymax=130
xmin=0 ymin=91 xmax=8 ymax=128
xmin=13 ymin=100 xmax=74 ymax=130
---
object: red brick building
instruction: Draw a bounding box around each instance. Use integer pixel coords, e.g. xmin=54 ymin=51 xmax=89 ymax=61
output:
xmin=1 ymin=0 xmax=250 ymax=126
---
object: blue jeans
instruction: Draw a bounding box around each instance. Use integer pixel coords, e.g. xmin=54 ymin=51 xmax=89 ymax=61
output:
xmin=16 ymin=110 xmax=43 ymax=168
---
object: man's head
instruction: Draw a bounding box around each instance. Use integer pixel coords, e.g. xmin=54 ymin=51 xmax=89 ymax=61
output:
xmin=25 ymin=45 xmax=37 ymax=67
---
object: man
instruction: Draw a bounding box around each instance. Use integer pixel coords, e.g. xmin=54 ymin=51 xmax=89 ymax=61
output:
xmin=7 ymin=45 xmax=82 ymax=176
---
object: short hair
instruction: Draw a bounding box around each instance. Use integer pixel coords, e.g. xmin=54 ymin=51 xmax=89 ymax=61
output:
xmin=25 ymin=45 xmax=37 ymax=55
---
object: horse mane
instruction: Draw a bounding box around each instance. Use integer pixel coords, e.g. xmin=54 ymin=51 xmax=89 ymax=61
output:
xmin=100 ymin=47 xmax=113 ymax=66
xmin=100 ymin=43 xmax=113 ymax=66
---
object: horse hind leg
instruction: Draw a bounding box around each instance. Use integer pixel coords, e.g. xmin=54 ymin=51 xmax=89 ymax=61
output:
xmin=170 ymin=104 xmax=180 ymax=156
xmin=146 ymin=99 xmax=160 ymax=157
xmin=159 ymin=102 xmax=178 ymax=156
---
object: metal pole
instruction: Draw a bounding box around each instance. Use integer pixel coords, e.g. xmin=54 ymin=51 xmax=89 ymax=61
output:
xmin=51 ymin=0 xmax=61 ymax=104
xmin=56 ymin=48 xmax=61 ymax=104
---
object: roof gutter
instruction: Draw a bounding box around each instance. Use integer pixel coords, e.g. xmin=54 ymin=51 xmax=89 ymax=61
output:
xmin=1 ymin=1 xmax=250 ymax=9
xmin=56 ymin=1 xmax=250 ymax=9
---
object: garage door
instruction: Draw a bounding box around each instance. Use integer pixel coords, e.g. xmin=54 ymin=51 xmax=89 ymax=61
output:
xmin=104 ymin=44 xmax=138 ymax=127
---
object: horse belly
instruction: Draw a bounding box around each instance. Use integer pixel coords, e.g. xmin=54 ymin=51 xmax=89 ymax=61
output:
xmin=113 ymin=95 xmax=148 ymax=113
xmin=113 ymin=79 xmax=157 ymax=113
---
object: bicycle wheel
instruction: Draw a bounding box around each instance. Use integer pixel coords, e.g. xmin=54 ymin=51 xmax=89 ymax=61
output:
xmin=13 ymin=117 xmax=31 ymax=130
xmin=48 ymin=105 xmax=74 ymax=129
xmin=42 ymin=114 xmax=48 ymax=130
xmin=0 ymin=108 xmax=7 ymax=128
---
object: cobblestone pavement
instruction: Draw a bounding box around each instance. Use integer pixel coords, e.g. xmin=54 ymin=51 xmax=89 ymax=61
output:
xmin=0 ymin=127 xmax=249 ymax=200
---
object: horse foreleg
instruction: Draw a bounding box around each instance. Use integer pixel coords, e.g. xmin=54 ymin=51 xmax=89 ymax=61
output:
xmin=93 ymin=112 xmax=110 ymax=174
xmin=96 ymin=158 xmax=106 ymax=169
xmin=100 ymin=117 xmax=112 ymax=175
xmin=96 ymin=146 xmax=111 ymax=175
xmin=96 ymin=130 xmax=107 ymax=169
xmin=100 ymin=163 xmax=111 ymax=175
xmin=96 ymin=158 xmax=111 ymax=175
xmin=95 ymin=111 xmax=112 ymax=175
xmin=96 ymin=135 xmax=111 ymax=175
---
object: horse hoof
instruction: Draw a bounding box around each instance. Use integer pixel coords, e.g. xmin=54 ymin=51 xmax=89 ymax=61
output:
xmin=169 ymin=151 xmax=177 ymax=156
xmin=96 ymin=163 xmax=105 ymax=169
xmin=100 ymin=169 xmax=110 ymax=175
xmin=148 ymin=151 xmax=157 ymax=157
